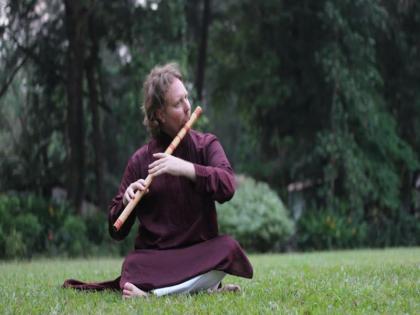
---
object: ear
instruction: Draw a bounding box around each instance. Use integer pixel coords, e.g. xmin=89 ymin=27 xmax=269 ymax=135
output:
xmin=156 ymin=108 xmax=166 ymax=123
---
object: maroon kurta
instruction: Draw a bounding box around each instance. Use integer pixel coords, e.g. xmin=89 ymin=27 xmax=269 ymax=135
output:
xmin=64 ymin=130 xmax=253 ymax=292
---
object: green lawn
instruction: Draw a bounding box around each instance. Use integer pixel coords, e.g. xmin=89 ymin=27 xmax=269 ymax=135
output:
xmin=0 ymin=248 xmax=419 ymax=314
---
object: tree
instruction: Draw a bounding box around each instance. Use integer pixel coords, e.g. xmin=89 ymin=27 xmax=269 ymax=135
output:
xmin=1 ymin=0 xmax=188 ymax=210
xmin=194 ymin=0 xmax=211 ymax=103
xmin=64 ymin=0 xmax=90 ymax=212
xmin=85 ymin=8 xmax=106 ymax=211
xmin=208 ymin=0 xmax=419 ymax=216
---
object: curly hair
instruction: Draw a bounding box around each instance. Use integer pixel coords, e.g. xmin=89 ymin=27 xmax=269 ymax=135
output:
xmin=142 ymin=63 xmax=183 ymax=137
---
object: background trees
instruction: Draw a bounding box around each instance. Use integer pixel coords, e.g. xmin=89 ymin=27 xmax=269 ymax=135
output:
xmin=0 ymin=0 xmax=419 ymax=250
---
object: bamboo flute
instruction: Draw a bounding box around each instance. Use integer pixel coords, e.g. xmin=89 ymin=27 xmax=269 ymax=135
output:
xmin=113 ymin=106 xmax=203 ymax=232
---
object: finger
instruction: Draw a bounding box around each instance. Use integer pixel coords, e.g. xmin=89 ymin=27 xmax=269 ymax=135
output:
xmin=151 ymin=165 xmax=166 ymax=177
xmin=148 ymin=165 xmax=156 ymax=174
xmin=127 ymin=188 xmax=134 ymax=199
xmin=149 ymin=158 xmax=165 ymax=169
xmin=148 ymin=161 xmax=158 ymax=169
xmin=141 ymin=182 xmax=150 ymax=193
xmin=138 ymin=179 xmax=147 ymax=186
xmin=123 ymin=194 xmax=129 ymax=205
xmin=149 ymin=163 xmax=164 ymax=175
xmin=133 ymin=184 xmax=147 ymax=192
xmin=148 ymin=163 xmax=160 ymax=173
xmin=153 ymin=153 xmax=167 ymax=159
xmin=130 ymin=185 xmax=138 ymax=196
xmin=124 ymin=191 xmax=132 ymax=205
xmin=148 ymin=167 xmax=156 ymax=176
xmin=131 ymin=183 xmax=141 ymax=190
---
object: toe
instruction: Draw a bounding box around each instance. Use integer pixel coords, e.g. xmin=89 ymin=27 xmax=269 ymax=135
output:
xmin=124 ymin=282 xmax=134 ymax=290
xmin=219 ymin=284 xmax=241 ymax=293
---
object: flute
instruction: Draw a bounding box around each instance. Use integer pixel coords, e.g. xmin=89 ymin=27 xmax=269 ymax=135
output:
xmin=113 ymin=106 xmax=203 ymax=232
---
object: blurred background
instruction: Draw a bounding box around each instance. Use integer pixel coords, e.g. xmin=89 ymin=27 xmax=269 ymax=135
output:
xmin=0 ymin=0 xmax=419 ymax=259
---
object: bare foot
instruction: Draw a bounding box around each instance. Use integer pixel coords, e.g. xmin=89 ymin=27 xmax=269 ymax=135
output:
xmin=122 ymin=282 xmax=148 ymax=299
xmin=208 ymin=283 xmax=241 ymax=294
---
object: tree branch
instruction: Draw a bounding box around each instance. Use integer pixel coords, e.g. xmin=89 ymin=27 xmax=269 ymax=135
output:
xmin=0 ymin=55 xmax=28 ymax=99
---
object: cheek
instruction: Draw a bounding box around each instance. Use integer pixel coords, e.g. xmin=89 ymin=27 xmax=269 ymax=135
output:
xmin=177 ymin=108 xmax=186 ymax=118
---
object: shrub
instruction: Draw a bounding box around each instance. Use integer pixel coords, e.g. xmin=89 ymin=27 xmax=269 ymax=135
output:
xmin=0 ymin=193 xmax=95 ymax=258
xmin=297 ymin=205 xmax=368 ymax=250
xmin=84 ymin=211 xmax=123 ymax=257
xmin=56 ymin=216 xmax=90 ymax=257
xmin=366 ymin=205 xmax=420 ymax=247
xmin=84 ymin=212 xmax=108 ymax=246
xmin=217 ymin=176 xmax=295 ymax=252
xmin=14 ymin=213 xmax=43 ymax=257
xmin=0 ymin=193 xmax=28 ymax=258
xmin=4 ymin=229 xmax=26 ymax=259
xmin=0 ymin=192 xmax=72 ymax=258
xmin=0 ymin=192 xmax=140 ymax=258
xmin=297 ymin=201 xmax=420 ymax=250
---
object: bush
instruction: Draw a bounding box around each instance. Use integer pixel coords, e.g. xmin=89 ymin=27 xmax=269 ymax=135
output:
xmin=217 ymin=176 xmax=295 ymax=252
xmin=0 ymin=193 xmax=44 ymax=258
xmin=0 ymin=192 xmax=73 ymax=258
xmin=4 ymin=229 xmax=26 ymax=259
xmin=366 ymin=205 xmax=420 ymax=247
xmin=297 ymin=201 xmax=420 ymax=250
xmin=297 ymin=205 xmax=368 ymax=250
xmin=0 ymin=192 xmax=139 ymax=259
xmin=56 ymin=216 xmax=90 ymax=257
xmin=84 ymin=212 xmax=108 ymax=246
xmin=0 ymin=193 xmax=92 ymax=258
xmin=14 ymin=213 xmax=43 ymax=257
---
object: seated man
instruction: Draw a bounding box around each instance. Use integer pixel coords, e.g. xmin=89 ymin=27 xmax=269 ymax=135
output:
xmin=64 ymin=63 xmax=253 ymax=297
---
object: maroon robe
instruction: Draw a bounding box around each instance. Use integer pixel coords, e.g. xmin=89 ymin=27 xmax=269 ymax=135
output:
xmin=64 ymin=130 xmax=253 ymax=292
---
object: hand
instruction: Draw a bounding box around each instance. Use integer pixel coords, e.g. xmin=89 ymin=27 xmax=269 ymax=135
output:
xmin=148 ymin=153 xmax=196 ymax=180
xmin=123 ymin=179 xmax=149 ymax=206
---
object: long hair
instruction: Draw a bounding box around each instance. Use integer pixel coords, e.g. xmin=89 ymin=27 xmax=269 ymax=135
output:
xmin=142 ymin=63 xmax=182 ymax=137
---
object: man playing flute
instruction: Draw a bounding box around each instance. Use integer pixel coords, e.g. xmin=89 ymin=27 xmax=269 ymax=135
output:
xmin=64 ymin=63 xmax=253 ymax=297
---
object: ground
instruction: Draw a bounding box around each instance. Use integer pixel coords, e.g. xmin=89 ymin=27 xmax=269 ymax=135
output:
xmin=0 ymin=248 xmax=419 ymax=314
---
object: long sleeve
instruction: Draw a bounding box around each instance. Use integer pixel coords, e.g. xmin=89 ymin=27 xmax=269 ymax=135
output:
xmin=108 ymin=153 xmax=142 ymax=240
xmin=193 ymin=136 xmax=236 ymax=203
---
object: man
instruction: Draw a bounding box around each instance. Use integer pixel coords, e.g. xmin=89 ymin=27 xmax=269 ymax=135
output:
xmin=64 ymin=63 xmax=253 ymax=297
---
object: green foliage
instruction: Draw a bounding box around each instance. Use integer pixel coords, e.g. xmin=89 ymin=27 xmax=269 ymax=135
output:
xmin=313 ymin=0 xmax=418 ymax=212
xmin=366 ymin=205 xmax=420 ymax=247
xmin=297 ymin=205 xmax=368 ymax=250
xmin=56 ymin=216 xmax=89 ymax=257
xmin=0 ymin=193 xmax=137 ymax=259
xmin=209 ymin=0 xmax=420 ymax=251
xmin=14 ymin=213 xmax=43 ymax=256
xmin=1 ymin=0 xmax=420 ymax=253
xmin=217 ymin=176 xmax=294 ymax=252
xmin=83 ymin=212 xmax=108 ymax=246
xmin=209 ymin=0 xmax=327 ymax=186
xmin=0 ymin=194 xmax=34 ymax=258
xmin=0 ymin=193 xmax=69 ymax=258
xmin=298 ymin=201 xmax=420 ymax=250
xmin=4 ymin=229 xmax=26 ymax=259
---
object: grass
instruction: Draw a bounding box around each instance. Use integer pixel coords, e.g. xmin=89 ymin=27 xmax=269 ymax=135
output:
xmin=0 ymin=248 xmax=419 ymax=314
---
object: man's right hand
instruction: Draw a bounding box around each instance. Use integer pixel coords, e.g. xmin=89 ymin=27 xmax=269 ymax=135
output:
xmin=123 ymin=179 xmax=149 ymax=206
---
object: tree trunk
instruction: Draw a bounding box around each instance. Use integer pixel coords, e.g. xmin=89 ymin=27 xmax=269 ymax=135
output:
xmin=195 ymin=0 xmax=211 ymax=103
xmin=64 ymin=0 xmax=89 ymax=213
xmin=86 ymin=12 xmax=106 ymax=212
